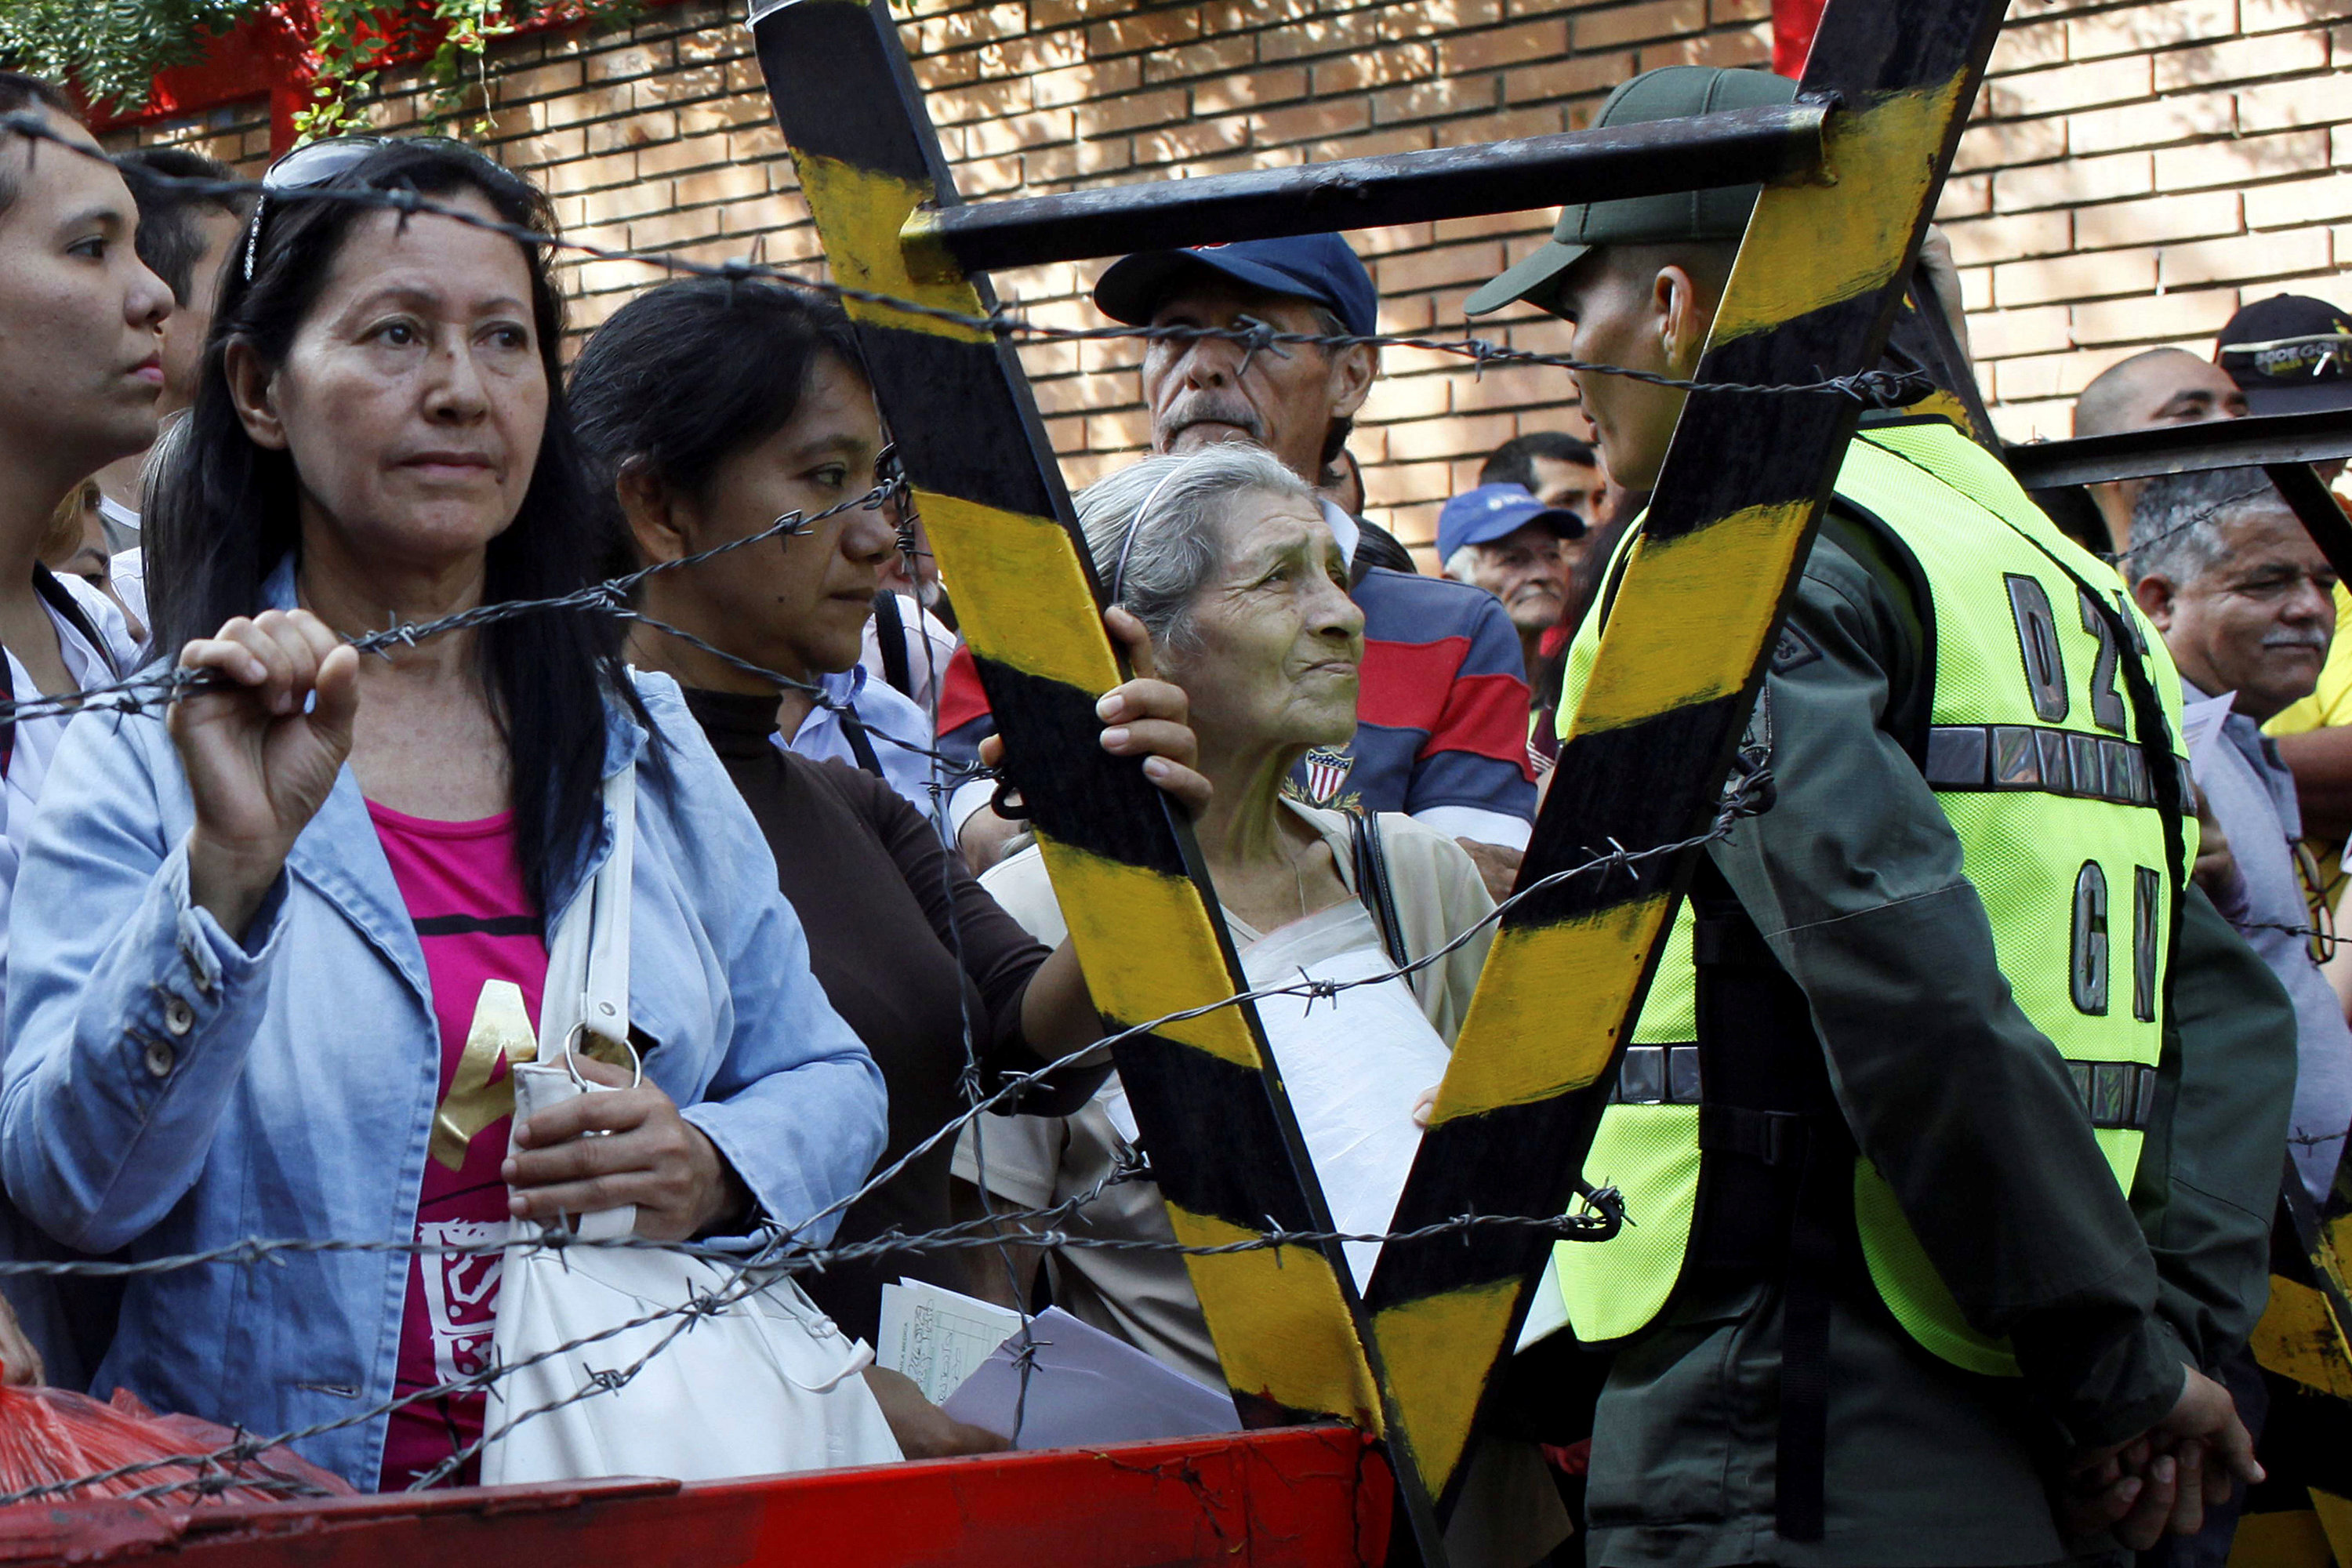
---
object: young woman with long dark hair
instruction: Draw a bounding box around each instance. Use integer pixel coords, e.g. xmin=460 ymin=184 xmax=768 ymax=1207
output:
xmin=568 ymin=278 xmax=1206 ymax=1453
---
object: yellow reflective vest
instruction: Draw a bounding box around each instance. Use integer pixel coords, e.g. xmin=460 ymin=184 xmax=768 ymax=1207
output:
xmin=1552 ymin=418 xmax=2190 ymax=1375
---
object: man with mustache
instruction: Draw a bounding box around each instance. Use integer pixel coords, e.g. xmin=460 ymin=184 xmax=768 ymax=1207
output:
xmin=2130 ymin=467 xmax=2350 ymax=1201
xmin=2125 ymin=466 xmax=2348 ymax=1565
xmin=938 ymin=236 xmax=1538 ymax=896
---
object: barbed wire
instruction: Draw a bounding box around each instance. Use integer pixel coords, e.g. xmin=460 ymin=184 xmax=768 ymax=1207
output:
xmin=0 ymin=111 xmax=1793 ymax=1504
xmin=2 ymin=113 xmax=1932 ymax=411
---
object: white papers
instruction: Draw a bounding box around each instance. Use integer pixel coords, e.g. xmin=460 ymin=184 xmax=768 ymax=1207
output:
xmin=1237 ymin=902 xmax=1454 ymax=1291
xmin=876 ymin=1279 xmax=1023 ymax=1406
xmin=2180 ymin=690 xmax=2235 ymax=771
xmin=941 ymin=1306 xmax=1240 ymax=1450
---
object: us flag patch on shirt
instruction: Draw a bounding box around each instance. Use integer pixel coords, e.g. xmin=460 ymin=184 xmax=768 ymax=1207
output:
xmin=1301 ymin=746 xmax=1355 ymax=805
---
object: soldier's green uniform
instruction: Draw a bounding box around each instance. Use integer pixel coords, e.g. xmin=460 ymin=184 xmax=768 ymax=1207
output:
xmin=1469 ymin=65 xmax=2296 ymax=1566
xmin=1551 ymin=416 xmax=2294 ymax=1566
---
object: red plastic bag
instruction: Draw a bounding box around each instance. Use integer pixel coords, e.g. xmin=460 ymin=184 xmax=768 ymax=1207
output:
xmin=0 ymin=1385 xmax=354 ymax=1507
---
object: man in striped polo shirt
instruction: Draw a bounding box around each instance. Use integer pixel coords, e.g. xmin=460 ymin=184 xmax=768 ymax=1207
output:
xmin=939 ymin=234 xmax=1538 ymax=896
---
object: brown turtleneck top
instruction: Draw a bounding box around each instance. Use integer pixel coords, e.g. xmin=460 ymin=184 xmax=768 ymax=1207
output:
xmin=682 ymin=687 xmax=1054 ymax=1341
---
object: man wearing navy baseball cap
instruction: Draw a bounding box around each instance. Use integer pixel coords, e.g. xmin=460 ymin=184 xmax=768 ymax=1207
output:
xmin=1436 ymin=481 xmax=1584 ymax=686
xmin=936 ymin=232 xmax=1541 ymax=897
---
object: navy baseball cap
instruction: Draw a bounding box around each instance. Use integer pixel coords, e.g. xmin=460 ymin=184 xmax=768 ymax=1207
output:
xmin=1437 ymin=483 xmax=1584 ymax=561
xmin=2216 ymin=294 xmax=2352 ymax=415
xmin=1094 ymin=234 xmax=1381 ymax=337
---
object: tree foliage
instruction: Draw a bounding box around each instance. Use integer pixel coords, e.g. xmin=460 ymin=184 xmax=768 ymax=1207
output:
xmin=0 ymin=0 xmax=266 ymax=114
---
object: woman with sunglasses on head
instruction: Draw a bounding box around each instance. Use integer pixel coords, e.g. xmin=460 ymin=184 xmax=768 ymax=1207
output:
xmin=1 ymin=139 xmax=888 ymax=1493
xmin=568 ymin=277 xmax=1208 ymax=1452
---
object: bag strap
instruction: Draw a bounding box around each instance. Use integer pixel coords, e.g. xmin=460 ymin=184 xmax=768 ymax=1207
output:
xmin=34 ymin=566 xmax=121 ymax=681
xmin=530 ymin=763 xmax=637 ymax=1243
xmin=1348 ymin=810 xmax=1412 ymax=970
xmin=872 ymin=590 xmax=913 ymax=699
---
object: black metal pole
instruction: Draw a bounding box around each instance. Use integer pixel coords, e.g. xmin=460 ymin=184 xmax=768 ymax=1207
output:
xmin=906 ymin=100 xmax=1828 ymax=277
xmin=2005 ymin=407 xmax=2352 ymax=489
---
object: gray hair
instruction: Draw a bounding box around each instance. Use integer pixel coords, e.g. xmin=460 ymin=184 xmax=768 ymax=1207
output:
xmin=1076 ymin=445 xmax=1319 ymax=655
xmin=2125 ymin=466 xmax=2285 ymax=588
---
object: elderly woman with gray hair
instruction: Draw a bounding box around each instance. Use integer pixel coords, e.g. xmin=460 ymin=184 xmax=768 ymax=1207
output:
xmin=955 ymin=443 xmax=1565 ymax=1567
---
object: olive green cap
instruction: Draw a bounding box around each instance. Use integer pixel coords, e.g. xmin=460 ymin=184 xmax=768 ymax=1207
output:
xmin=1463 ymin=66 xmax=1798 ymax=318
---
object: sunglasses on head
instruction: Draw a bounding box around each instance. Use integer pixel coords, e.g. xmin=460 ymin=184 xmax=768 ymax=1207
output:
xmin=241 ymin=135 xmax=510 ymax=284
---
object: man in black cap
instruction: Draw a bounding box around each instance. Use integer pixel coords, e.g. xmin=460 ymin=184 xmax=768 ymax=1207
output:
xmin=2216 ymin=294 xmax=2352 ymax=417
xmin=938 ymin=234 xmax=1541 ymax=896
xmin=1476 ymin=63 xmax=2288 ymax=1567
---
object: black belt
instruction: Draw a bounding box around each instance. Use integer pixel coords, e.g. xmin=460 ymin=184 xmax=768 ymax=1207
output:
xmin=1922 ymin=723 xmax=2186 ymax=808
xmin=1610 ymin=1042 xmax=2158 ymax=1131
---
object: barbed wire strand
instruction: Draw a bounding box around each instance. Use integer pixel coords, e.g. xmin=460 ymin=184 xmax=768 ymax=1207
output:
xmin=0 ymin=111 xmax=1779 ymax=1500
xmin=2 ymin=112 xmax=1933 ymax=412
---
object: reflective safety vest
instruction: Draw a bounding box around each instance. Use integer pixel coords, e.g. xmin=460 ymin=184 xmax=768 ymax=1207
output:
xmin=1552 ymin=417 xmax=2190 ymax=1376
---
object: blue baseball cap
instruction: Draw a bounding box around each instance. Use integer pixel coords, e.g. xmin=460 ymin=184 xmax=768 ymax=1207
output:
xmin=1094 ymin=234 xmax=1381 ymax=337
xmin=1436 ymin=483 xmax=1585 ymax=561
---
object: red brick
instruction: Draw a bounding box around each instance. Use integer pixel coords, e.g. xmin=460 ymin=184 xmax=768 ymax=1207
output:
xmin=1438 ymin=18 xmax=1567 ymax=74
xmin=2158 ymin=30 xmax=2331 ymax=89
xmin=1936 ymin=172 xmax=1994 ymax=220
xmin=1967 ymin=304 xmax=2074 ymax=360
xmin=584 ymin=41 xmax=670 ymax=83
xmin=628 ymin=205 xmax=724 ymax=251
xmin=1133 ymin=117 xmax=1252 ymax=166
xmin=1189 ymin=66 xmax=1310 ymax=115
xmin=2069 ymin=285 xmax=2241 ymax=346
xmin=1074 ymin=87 xmax=1188 ymax=138
xmin=1254 ymin=98 xmax=1372 ymax=144
xmin=1504 ymin=50 xmax=1634 ymax=104
xmin=1258 ymin=13 xmax=1385 ymax=62
xmin=1988 ymin=56 xmax=2152 ymax=118
xmin=2074 ymin=189 xmax=2241 ymax=248
xmin=1943 ymin=209 xmax=2073 ymax=267
xmin=1145 ymin=34 xmax=1257 ymax=84
xmin=1638 ymin=27 xmax=1769 ymax=72
xmin=1993 ymin=246 xmax=2158 ymax=308
xmin=924 ymin=78 xmax=1031 ymax=125
xmin=1086 ymin=10 xmax=1201 ymax=53
xmin=1952 ymin=115 xmax=2067 ymax=174
xmin=1377 ymin=240 xmax=1508 ymax=294
xmin=1987 ymin=16 xmax=2067 ymax=75
xmin=502 ymin=58 xmax=585 ymax=101
xmin=2236 ymin=76 xmax=2352 ymax=133
xmin=1310 ymin=45 xmax=1436 ymax=95
xmin=1301 ymin=125 xmax=1436 ymax=162
xmin=1573 ymin=0 xmax=1704 ymax=50
xmin=2065 ymin=0 xmax=2237 ymax=59
xmin=2245 ymin=172 xmax=2352 ymax=229
xmin=1031 ymin=57 xmax=1142 ymax=107
xmin=634 ymin=132 xmax=726 ymax=179
xmin=965 ymin=111 xmax=1076 ymax=160
xmin=1436 ymin=105 xmax=1570 ymax=145
xmin=673 ymin=162 xmax=767 ymax=208
xmin=2154 ymin=129 xmax=2327 ymax=194
xmin=2160 ymin=226 xmax=2333 ymax=287
xmin=1992 ymin=150 xmax=2153 ymax=211
xmin=586 ymin=112 xmax=674 ymax=155
xmin=909 ymin=5 xmax=1025 ymax=56
xmin=1365 ymin=372 xmax=1451 ymax=420
xmin=2067 ymin=92 xmax=2234 ymax=155
xmin=1371 ymin=75 xmax=1499 ymax=125
xmin=911 ymin=50 xmax=981 ymax=89
xmin=2244 ymin=0 xmax=2352 ymax=30
xmin=1709 ymin=0 xmax=1769 ymax=20
xmin=1380 ymin=0 xmax=1505 ymax=41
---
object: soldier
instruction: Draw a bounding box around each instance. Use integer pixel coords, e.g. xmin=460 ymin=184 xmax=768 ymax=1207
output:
xmin=1468 ymin=66 xmax=2298 ymax=1564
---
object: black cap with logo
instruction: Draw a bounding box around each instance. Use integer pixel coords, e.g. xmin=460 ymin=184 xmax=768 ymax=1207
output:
xmin=2215 ymin=294 xmax=2352 ymax=415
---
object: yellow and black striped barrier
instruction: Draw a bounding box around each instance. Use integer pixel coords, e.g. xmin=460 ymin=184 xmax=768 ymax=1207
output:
xmin=751 ymin=1 xmax=1445 ymax=1555
xmin=1359 ymin=0 xmax=2012 ymax=1509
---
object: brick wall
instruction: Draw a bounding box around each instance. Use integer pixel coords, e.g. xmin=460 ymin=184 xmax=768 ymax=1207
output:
xmin=111 ymin=0 xmax=2352 ymax=555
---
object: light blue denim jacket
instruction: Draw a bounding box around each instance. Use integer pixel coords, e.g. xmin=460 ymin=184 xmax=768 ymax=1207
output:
xmin=0 ymin=652 xmax=886 ymax=1488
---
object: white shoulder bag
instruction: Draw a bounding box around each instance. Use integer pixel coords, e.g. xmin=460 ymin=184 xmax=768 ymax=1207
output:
xmin=479 ymin=764 xmax=902 ymax=1485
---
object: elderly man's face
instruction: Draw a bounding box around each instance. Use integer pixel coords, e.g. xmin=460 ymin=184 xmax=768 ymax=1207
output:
xmin=1141 ymin=274 xmax=1374 ymax=486
xmin=2140 ymin=503 xmax=2336 ymax=722
xmin=1452 ymin=521 xmax=1573 ymax=635
xmin=1163 ymin=490 xmax=1365 ymax=760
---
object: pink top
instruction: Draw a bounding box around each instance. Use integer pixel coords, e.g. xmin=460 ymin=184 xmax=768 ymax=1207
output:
xmin=369 ymin=804 xmax=546 ymax=1493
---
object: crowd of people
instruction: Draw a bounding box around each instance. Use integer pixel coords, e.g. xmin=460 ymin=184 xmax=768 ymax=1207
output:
xmin=0 ymin=45 xmax=2342 ymax=1568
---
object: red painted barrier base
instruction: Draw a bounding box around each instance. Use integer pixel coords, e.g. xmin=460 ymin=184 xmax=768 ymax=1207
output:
xmin=0 ymin=1425 xmax=1393 ymax=1567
